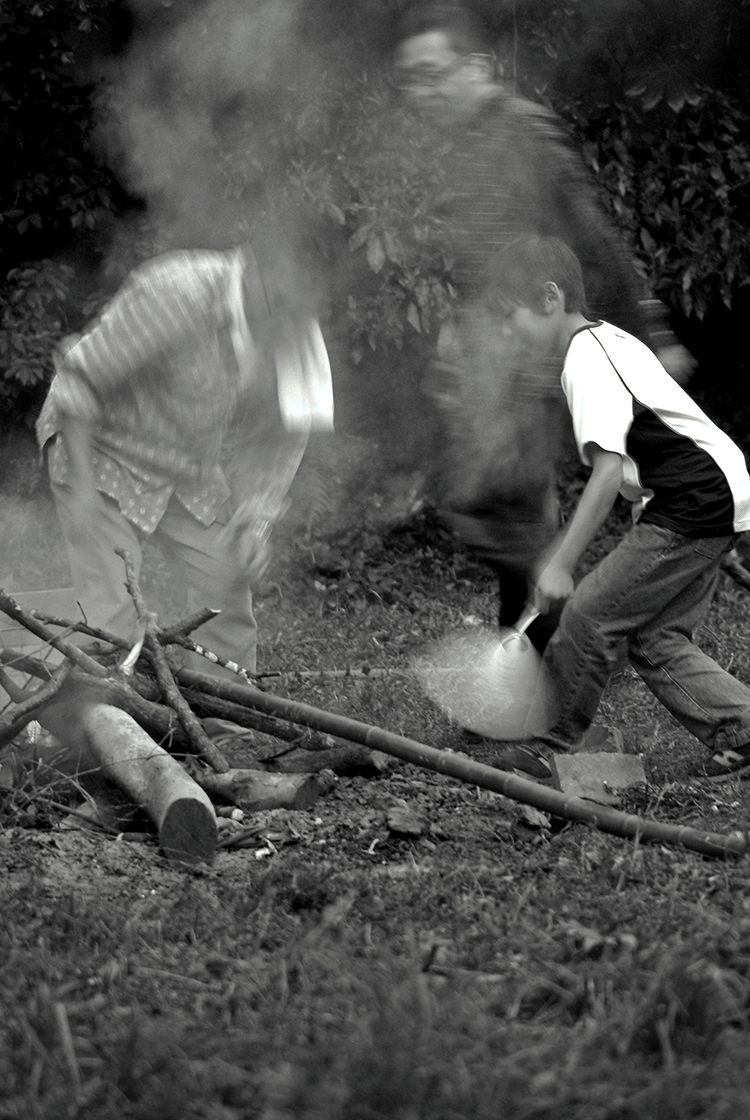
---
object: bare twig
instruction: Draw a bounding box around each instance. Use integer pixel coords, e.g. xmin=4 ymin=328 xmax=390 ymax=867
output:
xmin=12 ymin=613 xmax=128 ymax=652
xmin=5 ymin=603 xmax=262 ymax=686
xmin=256 ymin=666 xmax=412 ymax=682
xmin=179 ymin=686 xmax=338 ymax=748
xmin=0 ymin=665 xmax=28 ymax=704
xmin=0 ymin=647 xmax=55 ymax=680
xmin=0 ymin=662 xmax=73 ymax=749
xmin=115 ymin=548 xmax=229 ymax=773
xmin=0 ymin=591 xmax=110 ymax=678
xmin=158 ymin=608 xmax=222 ymax=642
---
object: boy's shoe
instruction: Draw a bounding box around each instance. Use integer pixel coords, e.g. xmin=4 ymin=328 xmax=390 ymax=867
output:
xmin=691 ymin=743 xmax=750 ymax=783
xmin=490 ymin=743 xmax=554 ymax=784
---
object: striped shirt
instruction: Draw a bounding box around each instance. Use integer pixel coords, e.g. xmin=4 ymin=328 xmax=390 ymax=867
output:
xmin=37 ymin=249 xmax=265 ymax=534
xmin=562 ymin=321 xmax=750 ymax=535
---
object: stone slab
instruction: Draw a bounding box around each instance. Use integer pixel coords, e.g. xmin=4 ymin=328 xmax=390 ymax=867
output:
xmin=550 ymin=751 xmax=647 ymax=806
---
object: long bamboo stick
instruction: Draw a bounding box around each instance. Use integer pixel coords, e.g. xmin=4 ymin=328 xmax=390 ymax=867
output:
xmin=176 ymin=667 xmax=748 ymax=860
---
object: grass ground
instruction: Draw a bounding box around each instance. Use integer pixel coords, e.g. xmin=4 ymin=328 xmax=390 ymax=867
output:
xmin=2 ymin=425 xmax=750 ymax=1119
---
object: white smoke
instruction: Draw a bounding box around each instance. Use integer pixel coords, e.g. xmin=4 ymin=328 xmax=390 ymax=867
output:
xmin=100 ymin=0 xmax=330 ymax=251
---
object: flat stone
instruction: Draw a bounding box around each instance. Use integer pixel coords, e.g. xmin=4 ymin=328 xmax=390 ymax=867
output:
xmin=550 ymin=752 xmax=647 ymax=806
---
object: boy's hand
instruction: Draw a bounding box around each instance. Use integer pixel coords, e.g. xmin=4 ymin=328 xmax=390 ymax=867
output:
xmin=534 ymin=559 xmax=575 ymax=613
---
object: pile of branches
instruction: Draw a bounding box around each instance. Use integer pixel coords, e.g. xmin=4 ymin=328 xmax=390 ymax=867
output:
xmin=2 ymin=547 xmax=749 ymax=864
xmin=0 ymin=551 xmax=392 ymax=777
xmin=0 ymin=550 xmax=395 ymax=862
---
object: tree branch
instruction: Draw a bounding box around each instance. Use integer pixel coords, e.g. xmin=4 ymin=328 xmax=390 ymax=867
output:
xmin=115 ymin=548 xmax=230 ymax=773
xmin=0 ymin=661 xmax=73 ymax=749
xmin=0 ymin=591 xmax=110 ymax=678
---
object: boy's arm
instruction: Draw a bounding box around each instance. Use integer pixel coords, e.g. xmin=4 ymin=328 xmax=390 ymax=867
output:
xmin=533 ymin=444 xmax=623 ymax=612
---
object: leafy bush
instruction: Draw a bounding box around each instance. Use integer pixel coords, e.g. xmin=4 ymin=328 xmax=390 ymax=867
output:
xmin=0 ymin=0 xmax=117 ymax=272
xmin=299 ymin=81 xmax=456 ymax=361
xmin=567 ymin=88 xmax=750 ymax=319
xmin=0 ymin=261 xmax=76 ymax=421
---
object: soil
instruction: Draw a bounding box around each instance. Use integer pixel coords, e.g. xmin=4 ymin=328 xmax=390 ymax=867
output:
xmin=2 ymin=426 xmax=750 ymax=1119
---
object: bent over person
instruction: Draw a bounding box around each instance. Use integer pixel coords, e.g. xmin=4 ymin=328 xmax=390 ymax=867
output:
xmin=36 ymin=242 xmax=333 ymax=678
xmin=482 ymin=236 xmax=750 ymax=784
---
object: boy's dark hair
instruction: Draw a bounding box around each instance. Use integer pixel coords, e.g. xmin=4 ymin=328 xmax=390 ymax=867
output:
xmin=396 ymin=2 xmax=490 ymax=55
xmin=484 ymin=235 xmax=588 ymax=315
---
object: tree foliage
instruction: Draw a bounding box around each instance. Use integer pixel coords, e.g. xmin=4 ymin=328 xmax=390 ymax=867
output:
xmin=573 ymin=89 xmax=750 ymax=320
xmin=0 ymin=0 xmax=118 ymax=269
xmin=500 ymin=0 xmax=750 ymax=320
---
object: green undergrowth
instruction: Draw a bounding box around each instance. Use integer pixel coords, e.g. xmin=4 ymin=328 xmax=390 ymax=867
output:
xmin=2 ymin=428 xmax=750 ymax=1118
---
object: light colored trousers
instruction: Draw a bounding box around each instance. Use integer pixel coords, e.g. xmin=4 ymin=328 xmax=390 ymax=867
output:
xmin=51 ymin=481 xmax=257 ymax=677
xmin=541 ymin=522 xmax=750 ymax=754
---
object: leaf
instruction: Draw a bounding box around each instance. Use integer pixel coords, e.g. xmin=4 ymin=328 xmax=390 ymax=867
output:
xmin=348 ymin=225 xmax=371 ymax=252
xmin=406 ymin=304 xmax=421 ymax=333
xmin=517 ymin=805 xmax=550 ymax=831
xmin=639 ymin=229 xmax=656 ymax=253
xmin=366 ymin=235 xmax=386 ymax=274
xmin=387 ymin=803 xmax=425 ymax=837
xmin=382 ymin=229 xmax=402 ymax=263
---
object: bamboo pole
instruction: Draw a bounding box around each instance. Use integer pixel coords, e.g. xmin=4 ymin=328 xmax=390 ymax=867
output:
xmin=176 ymin=667 xmax=748 ymax=860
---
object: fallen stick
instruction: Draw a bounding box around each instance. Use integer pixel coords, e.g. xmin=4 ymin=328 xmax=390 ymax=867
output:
xmin=256 ymin=667 xmax=413 ymax=682
xmin=157 ymin=608 xmax=222 ymax=642
xmin=116 ymin=548 xmax=229 ymax=774
xmin=39 ymin=699 xmax=217 ymax=864
xmin=183 ymin=687 xmax=357 ymax=752
xmin=0 ymin=591 xmax=110 ymax=678
xmin=176 ymin=667 xmax=747 ymax=859
xmin=193 ymin=768 xmax=335 ymax=812
xmin=0 ymin=661 xmax=72 ymax=749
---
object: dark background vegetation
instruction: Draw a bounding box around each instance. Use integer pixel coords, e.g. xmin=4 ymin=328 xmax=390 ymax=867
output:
xmin=1 ymin=0 xmax=749 ymax=454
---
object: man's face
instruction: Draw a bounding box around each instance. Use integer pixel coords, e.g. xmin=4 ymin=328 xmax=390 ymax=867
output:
xmin=393 ymin=31 xmax=485 ymax=126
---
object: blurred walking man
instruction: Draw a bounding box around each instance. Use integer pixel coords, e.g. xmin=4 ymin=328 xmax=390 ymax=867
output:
xmin=393 ymin=2 xmax=691 ymax=652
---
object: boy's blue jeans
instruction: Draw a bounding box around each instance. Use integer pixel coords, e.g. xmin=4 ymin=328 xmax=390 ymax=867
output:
xmin=540 ymin=522 xmax=750 ymax=754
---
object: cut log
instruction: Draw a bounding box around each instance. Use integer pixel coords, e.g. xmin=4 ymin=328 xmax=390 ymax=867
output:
xmin=39 ymin=699 xmax=217 ymax=864
xmin=194 ymin=768 xmax=336 ymax=812
xmin=254 ymin=744 xmax=391 ymax=777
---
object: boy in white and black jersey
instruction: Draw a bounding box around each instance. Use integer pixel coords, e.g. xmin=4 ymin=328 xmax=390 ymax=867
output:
xmin=482 ymin=234 xmax=750 ymax=782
